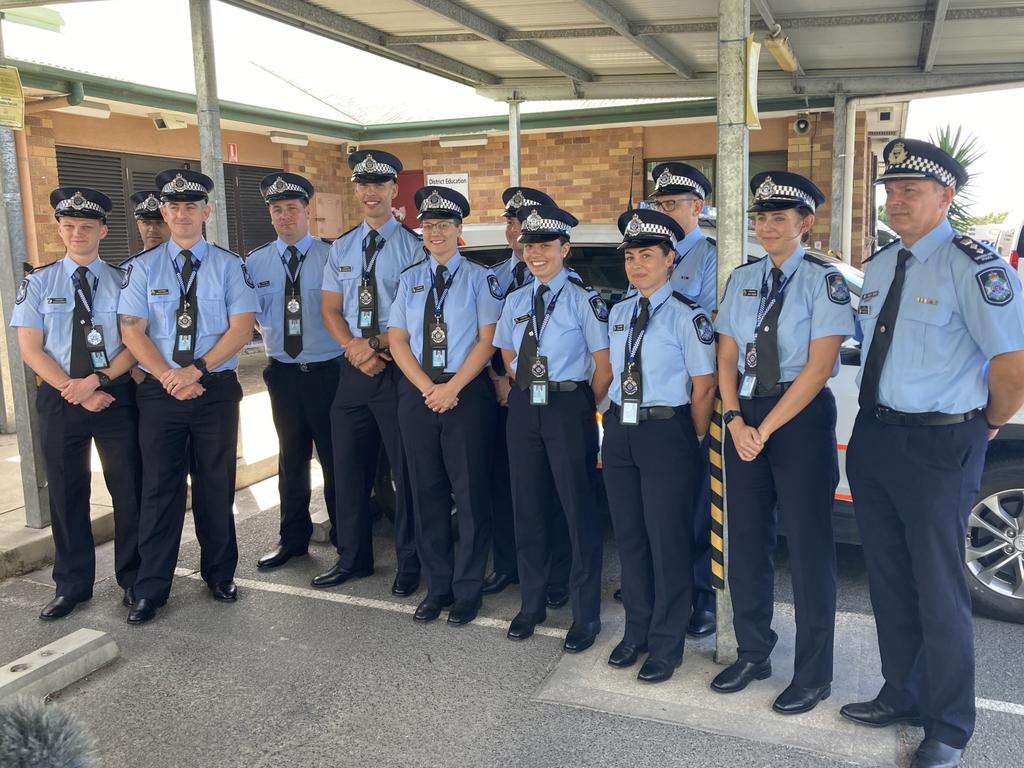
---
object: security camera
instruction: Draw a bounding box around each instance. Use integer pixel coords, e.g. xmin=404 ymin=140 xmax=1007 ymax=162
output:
xmin=792 ymin=115 xmax=811 ymax=135
xmin=347 ymin=144 xmax=359 ymax=155
xmin=148 ymin=113 xmax=188 ymax=131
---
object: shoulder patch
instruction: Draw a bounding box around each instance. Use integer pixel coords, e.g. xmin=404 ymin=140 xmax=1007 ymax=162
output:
xmin=241 ymin=261 xmax=255 ymax=288
xmin=15 ymin=278 xmax=28 ymax=304
xmin=487 ymin=273 xmax=503 ymax=299
xmin=977 ymin=266 xmax=1014 ymax=306
xmin=401 ymin=223 xmax=424 ymax=241
xmin=954 ymin=235 xmax=998 ymax=264
xmin=863 ymin=240 xmax=898 ymax=264
xmin=826 ymin=272 xmax=850 ymax=304
xmin=802 ymin=253 xmax=830 ymax=267
xmin=692 ymin=313 xmax=714 ymax=345
xmin=119 ymin=264 xmax=132 ymax=289
xmin=672 ymin=291 xmax=700 ymax=310
xmin=246 ymin=240 xmax=275 ymax=258
xmin=588 ymin=294 xmax=609 ymax=322
xmin=401 ymin=258 xmax=427 ymax=275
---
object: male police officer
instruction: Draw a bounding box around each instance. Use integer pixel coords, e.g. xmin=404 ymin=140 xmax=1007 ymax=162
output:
xmin=118 ymin=169 xmax=257 ymax=624
xmin=11 ymin=188 xmax=142 ymax=620
xmin=843 ymin=139 xmax=1024 ymax=768
xmin=319 ymin=150 xmax=421 ymax=595
xmin=649 ymin=161 xmax=718 ymax=637
xmin=130 ymin=190 xmax=170 ymax=251
xmin=247 ymin=173 xmax=342 ymax=570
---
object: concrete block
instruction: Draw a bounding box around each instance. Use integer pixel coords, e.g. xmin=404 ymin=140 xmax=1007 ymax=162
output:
xmin=0 ymin=629 xmax=119 ymax=701
xmin=310 ymin=508 xmax=332 ymax=544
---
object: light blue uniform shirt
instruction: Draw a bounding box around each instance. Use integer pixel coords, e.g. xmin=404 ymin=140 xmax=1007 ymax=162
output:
xmin=246 ymin=233 xmax=341 ymax=363
xmin=717 ymin=245 xmax=855 ymax=380
xmin=670 ymin=227 xmax=718 ymax=312
xmin=10 ymin=255 xmax=127 ymax=374
xmin=321 ymin=217 xmax=422 ymax=344
xmin=493 ymin=268 xmax=610 ymax=380
xmin=608 ymin=282 xmax=716 ymax=407
xmin=490 ymin=253 xmax=529 ymax=296
xmin=389 ymin=251 xmax=503 ymax=372
xmin=117 ymin=238 xmax=258 ymax=373
xmin=857 ymin=220 xmax=1024 ymax=413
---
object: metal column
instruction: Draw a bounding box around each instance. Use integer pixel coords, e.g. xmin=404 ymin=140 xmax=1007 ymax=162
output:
xmin=713 ymin=0 xmax=750 ymax=665
xmin=829 ymin=93 xmax=848 ymax=259
xmin=189 ymin=0 xmax=229 ymax=247
xmin=507 ymin=97 xmax=522 ymax=186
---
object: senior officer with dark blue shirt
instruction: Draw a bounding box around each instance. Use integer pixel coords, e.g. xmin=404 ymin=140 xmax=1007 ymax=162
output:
xmin=842 ymin=139 xmax=1024 ymax=768
xmin=494 ymin=205 xmax=611 ymax=653
xmin=118 ymin=169 xmax=257 ymax=625
xmin=389 ymin=186 xmax=503 ymax=625
xmin=481 ymin=186 xmax=572 ymax=607
xmin=712 ymin=172 xmax=854 ymax=713
xmin=603 ymin=209 xmax=716 ymax=683
xmin=11 ymin=188 xmax=142 ymax=620
xmin=319 ymin=150 xmax=422 ymax=596
xmin=649 ymin=161 xmax=720 ymax=638
xmin=246 ymin=173 xmax=342 ymax=571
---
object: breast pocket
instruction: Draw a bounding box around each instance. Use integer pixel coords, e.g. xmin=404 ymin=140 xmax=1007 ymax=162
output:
xmin=899 ymin=301 xmax=953 ymax=367
xmin=255 ymin=284 xmax=278 ymax=318
xmin=39 ymin=300 xmax=73 ymax=346
xmin=91 ymin=295 xmax=119 ymax=346
xmin=198 ymin=298 xmax=229 ymax=336
xmin=147 ymin=294 xmax=180 ymax=339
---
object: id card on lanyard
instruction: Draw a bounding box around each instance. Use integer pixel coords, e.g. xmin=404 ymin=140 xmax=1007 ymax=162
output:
xmin=620 ymin=298 xmax=666 ymax=425
xmin=172 ymin=253 xmax=201 ymax=354
xmin=428 ymin=267 xmax=458 ymax=374
xmin=72 ymin=271 xmax=109 ymax=370
xmin=281 ymin=247 xmax=305 ymax=338
xmin=358 ymin=234 xmax=383 ymax=331
xmin=528 ymin=287 xmax=564 ymax=406
xmin=739 ymin=265 xmax=791 ymax=399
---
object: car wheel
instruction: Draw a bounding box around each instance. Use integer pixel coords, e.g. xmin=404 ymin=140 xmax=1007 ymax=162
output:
xmin=965 ymin=458 xmax=1024 ymax=623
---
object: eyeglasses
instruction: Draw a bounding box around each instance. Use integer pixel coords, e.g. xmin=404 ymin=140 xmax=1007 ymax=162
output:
xmin=421 ymin=221 xmax=457 ymax=234
xmin=650 ymin=197 xmax=699 ymax=212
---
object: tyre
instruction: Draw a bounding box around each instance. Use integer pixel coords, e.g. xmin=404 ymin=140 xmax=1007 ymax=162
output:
xmin=965 ymin=457 xmax=1024 ymax=623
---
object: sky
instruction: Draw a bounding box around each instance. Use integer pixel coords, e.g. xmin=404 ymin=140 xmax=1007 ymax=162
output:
xmin=4 ymin=0 xmax=1022 ymax=217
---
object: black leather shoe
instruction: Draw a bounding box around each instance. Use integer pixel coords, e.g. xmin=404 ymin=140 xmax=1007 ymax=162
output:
xmin=122 ymin=587 xmax=135 ymax=608
xmin=613 ymin=588 xmax=622 ymax=602
xmin=392 ymin=572 xmax=420 ymax=597
xmin=687 ymin=609 xmax=716 ymax=638
xmin=209 ymin=581 xmax=237 ymax=602
xmin=447 ymin=600 xmax=480 ymax=626
xmin=39 ymin=595 xmax=87 ymax=621
xmin=710 ymin=659 xmax=772 ymax=693
xmin=414 ymin=594 xmax=453 ymax=622
xmin=126 ymin=598 xmax=163 ymax=625
xmin=840 ymin=698 xmax=924 ymax=728
xmin=911 ymin=739 xmax=963 ymax=768
xmin=546 ymin=585 xmax=570 ymax=608
xmin=563 ymin=620 xmax=601 ymax=653
xmin=607 ymin=639 xmax=646 ymax=668
xmin=257 ymin=545 xmax=307 ymax=570
xmin=638 ymin=657 xmax=680 ymax=684
xmin=773 ymin=683 xmax=831 ymax=714
xmin=481 ymin=572 xmax=518 ymax=595
xmin=311 ymin=560 xmax=373 ymax=588
xmin=507 ymin=610 xmax=546 ymax=640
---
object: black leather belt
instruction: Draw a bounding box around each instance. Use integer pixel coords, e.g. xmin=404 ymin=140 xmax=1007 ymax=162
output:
xmin=271 ymin=357 xmax=341 ymax=373
xmin=753 ymin=381 xmax=793 ymax=398
xmin=874 ymin=406 xmax=981 ymax=427
xmin=610 ymin=403 xmax=681 ymax=421
xmin=548 ymin=380 xmax=584 ymax=392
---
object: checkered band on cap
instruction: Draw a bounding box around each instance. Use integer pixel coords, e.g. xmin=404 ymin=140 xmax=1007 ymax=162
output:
xmin=505 ymin=190 xmax=542 ymax=212
xmin=418 ymin=189 xmax=462 ymax=214
xmin=521 ymin=209 xmax=572 ymax=234
xmin=755 ymin=175 xmax=816 ymax=211
xmin=655 ymin=168 xmax=709 ymax=197
xmin=264 ymin=176 xmax=308 ymax=198
xmin=353 ymin=153 xmax=398 ymax=178
xmin=56 ymin=191 xmax=105 ymax=215
xmin=134 ymin=194 xmax=161 ymax=215
xmin=162 ymin=173 xmax=208 ymax=196
xmin=884 ymin=145 xmax=958 ymax=187
xmin=624 ymin=213 xmax=677 ymax=243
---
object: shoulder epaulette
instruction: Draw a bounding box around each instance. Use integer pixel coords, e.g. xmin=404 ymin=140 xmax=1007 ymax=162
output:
xmin=209 ymin=242 xmax=242 ymax=258
xmin=672 ymin=291 xmax=701 ymax=310
xmin=29 ymin=260 xmax=60 ymax=274
xmin=505 ymin=281 xmax=532 ymax=298
xmin=952 ymin=234 xmax=999 ymax=264
xmin=122 ymin=242 xmax=162 ymax=265
xmin=335 ymin=224 xmax=360 ymax=242
xmin=567 ymin=273 xmax=597 ymax=293
xmin=705 ymin=237 xmax=716 ymax=247
xmin=863 ymin=240 xmax=898 ymax=264
xmin=320 ymin=237 xmax=334 ymax=245
xmin=492 ymin=255 xmax=512 ymax=268
xmin=400 ymin=258 xmax=427 ymax=275
xmin=737 ymin=256 xmax=763 ymax=269
xmin=802 ymin=253 xmax=831 ymax=268
xmin=245 ymin=240 xmax=275 ymax=259
xmin=401 ymin=223 xmax=423 ymax=240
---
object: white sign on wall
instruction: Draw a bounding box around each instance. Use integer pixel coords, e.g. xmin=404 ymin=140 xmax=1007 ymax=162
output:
xmin=425 ymin=173 xmax=469 ymax=202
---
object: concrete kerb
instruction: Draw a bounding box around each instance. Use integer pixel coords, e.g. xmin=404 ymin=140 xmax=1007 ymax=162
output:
xmin=0 ymin=629 xmax=119 ymax=702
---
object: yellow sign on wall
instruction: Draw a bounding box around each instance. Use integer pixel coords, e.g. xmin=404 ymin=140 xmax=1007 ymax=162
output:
xmin=745 ymin=36 xmax=761 ymax=130
xmin=0 ymin=66 xmax=25 ymax=130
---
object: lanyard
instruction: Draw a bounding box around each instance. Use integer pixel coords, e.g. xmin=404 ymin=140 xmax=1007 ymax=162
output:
xmin=362 ymin=232 xmax=384 ymax=281
xmin=279 ymin=246 xmax=305 ymax=287
xmin=754 ymin=264 xmax=795 ymax=329
xmin=171 ymin=252 xmax=202 ymax=300
xmin=71 ymin=271 xmax=100 ymax=321
xmin=529 ymin=285 xmax=565 ymax=344
xmin=625 ymin=297 xmax=669 ymax=368
xmin=431 ymin=266 xmax=460 ymax=322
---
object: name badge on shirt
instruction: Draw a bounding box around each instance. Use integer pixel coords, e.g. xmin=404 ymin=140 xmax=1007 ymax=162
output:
xmin=514 ymin=314 xmax=531 ymax=324
xmin=612 ymin=323 xmax=625 ymax=332
xmin=862 ymin=290 xmax=879 ymax=301
xmin=338 ymin=266 xmax=353 ymax=272
xmin=85 ymin=325 xmax=109 ymax=370
xmin=47 ymin=297 xmax=67 ymax=304
xmin=529 ymin=355 xmax=549 ymax=406
xmin=151 ymin=288 xmax=170 ymax=296
xmin=257 ymin=280 xmax=272 ymax=288
xmin=742 ymin=288 xmax=759 ymax=297
xmin=412 ymin=285 xmax=425 ymax=293
xmin=286 ymin=294 xmax=302 ymax=337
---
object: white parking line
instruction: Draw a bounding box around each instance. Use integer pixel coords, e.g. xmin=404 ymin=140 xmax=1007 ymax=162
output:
xmin=977 ymin=697 xmax=1024 ymax=717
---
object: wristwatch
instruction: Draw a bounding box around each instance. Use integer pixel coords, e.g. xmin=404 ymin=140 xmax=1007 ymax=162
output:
xmin=193 ymin=357 xmax=210 ymax=378
xmin=94 ymin=370 xmax=111 ymax=387
xmin=723 ymin=410 xmax=742 ymax=425
xmin=368 ymin=336 xmax=385 ymax=352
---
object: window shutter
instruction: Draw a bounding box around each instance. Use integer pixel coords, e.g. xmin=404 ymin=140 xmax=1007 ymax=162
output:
xmin=55 ymin=147 xmax=131 ymax=264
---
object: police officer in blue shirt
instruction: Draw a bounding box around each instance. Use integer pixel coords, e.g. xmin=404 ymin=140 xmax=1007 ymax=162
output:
xmin=480 ymin=186 xmax=571 ymax=606
xmin=712 ymin=171 xmax=854 ymax=713
xmin=389 ymin=186 xmax=502 ymax=625
xmin=11 ymin=188 xmax=142 ymax=620
xmin=603 ymin=208 xmax=716 ymax=682
xmin=650 ymin=161 xmax=720 ymax=638
xmin=319 ymin=150 xmax=422 ymax=596
xmin=130 ymin=190 xmax=170 ymax=252
xmin=118 ymin=168 xmax=258 ymax=624
xmin=842 ymin=139 xmax=1024 ymax=768
xmin=246 ymin=173 xmax=342 ymax=571
xmin=494 ymin=205 xmax=611 ymax=653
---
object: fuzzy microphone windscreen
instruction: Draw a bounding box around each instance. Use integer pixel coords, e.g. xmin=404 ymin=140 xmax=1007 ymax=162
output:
xmin=0 ymin=698 xmax=98 ymax=768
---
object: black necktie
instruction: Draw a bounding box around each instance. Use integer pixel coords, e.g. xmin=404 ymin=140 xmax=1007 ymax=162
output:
xmin=70 ymin=266 xmax=93 ymax=378
xmin=283 ymin=245 xmax=302 ymax=359
xmin=422 ymin=264 xmax=447 ymax=376
xmin=755 ymin=267 xmax=784 ymax=392
xmin=859 ymin=248 xmax=913 ymax=410
xmin=513 ymin=260 xmax=527 ymax=290
xmin=628 ymin=296 xmax=651 ymax=368
xmin=362 ymin=230 xmax=380 ymax=337
xmin=516 ymin=284 xmax=549 ymax=390
xmin=172 ymin=249 xmax=197 ymax=366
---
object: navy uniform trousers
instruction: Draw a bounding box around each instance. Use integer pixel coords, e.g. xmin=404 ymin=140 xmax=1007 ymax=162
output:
xmin=398 ymin=372 xmax=495 ymax=602
xmin=847 ymin=411 xmax=988 ymax=750
xmin=507 ymin=385 xmax=602 ymax=624
xmin=724 ymin=387 xmax=839 ymax=688
xmin=691 ymin=435 xmax=716 ymax=615
xmin=603 ymin=405 xmax=700 ymax=663
xmin=134 ymin=372 xmax=241 ymax=602
xmin=264 ymin=357 xmax=340 ymax=552
xmin=331 ymin=359 xmax=419 ymax=576
xmin=37 ymin=379 xmax=142 ymax=599
xmin=491 ymin=403 xmax=572 ymax=586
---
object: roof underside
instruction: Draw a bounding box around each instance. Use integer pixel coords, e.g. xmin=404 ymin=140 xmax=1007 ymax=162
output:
xmin=222 ymin=0 xmax=1024 ymax=100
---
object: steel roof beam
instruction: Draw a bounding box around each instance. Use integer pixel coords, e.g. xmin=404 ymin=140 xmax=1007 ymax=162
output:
xmin=918 ymin=0 xmax=951 ymax=72
xmin=573 ymin=0 xmax=693 ymax=79
xmin=407 ymin=0 xmax=594 ymax=83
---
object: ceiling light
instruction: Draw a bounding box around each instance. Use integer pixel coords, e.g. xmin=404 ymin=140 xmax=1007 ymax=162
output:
xmin=269 ymin=131 xmax=309 ymax=146
xmin=438 ymin=134 xmax=488 ymax=148
xmin=763 ymin=35 xmax=801 ymax=73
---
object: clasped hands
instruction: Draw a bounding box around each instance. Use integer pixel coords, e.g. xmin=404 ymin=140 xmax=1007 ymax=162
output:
xmin=160 ymin=366 xmax=205 ymax=400
xmin=345 ymin=337 xmax=387 ymax=377
xmin=729 ymin=421 xmax=773 ymax=462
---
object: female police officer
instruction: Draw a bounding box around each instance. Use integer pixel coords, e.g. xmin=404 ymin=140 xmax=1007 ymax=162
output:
xmin=602 ymin=209 xmax=716 ymax=683
xmin=493 ymin=204 xmax=611 ymax=654
xmin=711 ymin=171 xmax=854 ymax=713
xmin=388 ymin=186 xmax=503 ymax=627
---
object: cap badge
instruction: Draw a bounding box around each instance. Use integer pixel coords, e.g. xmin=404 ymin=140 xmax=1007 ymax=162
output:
xmin=427 ymin=190 xmax=442 ymax=207
xmin=888 ymin=142 xmax=908 ymax=165
xmin=271 ymin=177 xmax=287 ymax=193
xmin=144 ymin=195 xmax=160 ymax=211
xmin=756 ymin=176 xmax=777 ymax=200
xmin=625 ymin=213 xmax=643 ymax=237
xmin=510 ymin=191 xmax=526 ymax=209
xmin=525 ymin=209 xmax=543 ymax=231
xmin=171 ymin=173 xmax=188 ymax=192
xmin=657 ymin=168 xmax=673 ymax=188
xmin=70 ymin=191 xmax=86 ymax=210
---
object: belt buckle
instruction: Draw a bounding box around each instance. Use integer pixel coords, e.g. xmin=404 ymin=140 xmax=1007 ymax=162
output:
xmin=299 ymin=363 xmax=309 ymax=373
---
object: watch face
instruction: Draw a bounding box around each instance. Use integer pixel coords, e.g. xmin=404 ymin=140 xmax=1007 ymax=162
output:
xmin=368 ymin=337 xmax=380 ymax=350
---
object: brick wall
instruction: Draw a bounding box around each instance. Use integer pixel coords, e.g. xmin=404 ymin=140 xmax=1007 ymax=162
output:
xmin=281 ymin=141 xmax=357 ymax=234
xmin=22 ymin=115 xmax=62 ymax=266
xmin=786 ymin=111 xmax=834 ymax=250
xmin=851 ymin=112 xmax=873 ymax=267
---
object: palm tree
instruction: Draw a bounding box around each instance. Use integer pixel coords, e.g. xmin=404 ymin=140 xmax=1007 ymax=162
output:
xmin=928 ymin=124 xmax=984 ymax=233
